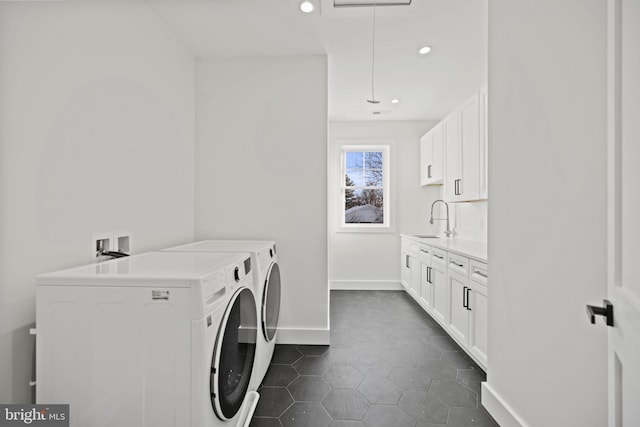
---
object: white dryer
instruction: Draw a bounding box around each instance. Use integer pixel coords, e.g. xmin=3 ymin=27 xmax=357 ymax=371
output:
xmin=162 ymin=241 xmax=280 ymax=390
xmin=36 ymin=251 xmax=259 ymax=427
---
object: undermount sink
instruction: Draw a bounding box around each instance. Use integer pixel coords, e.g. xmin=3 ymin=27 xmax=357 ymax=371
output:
xmin=413 ymin=235 xmax=439 ymax=239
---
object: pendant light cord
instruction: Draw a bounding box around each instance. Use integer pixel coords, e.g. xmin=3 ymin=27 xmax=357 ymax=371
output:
xmin=371 ymin=0 xmax=376 ymax=102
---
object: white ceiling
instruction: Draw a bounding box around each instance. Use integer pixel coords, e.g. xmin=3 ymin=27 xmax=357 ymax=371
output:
xmin=152 ymin=0 xmax=487 ymax=121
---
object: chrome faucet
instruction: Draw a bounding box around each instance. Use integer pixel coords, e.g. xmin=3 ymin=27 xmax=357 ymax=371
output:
xmin=429 ymin=200 xmax=453 ymax=237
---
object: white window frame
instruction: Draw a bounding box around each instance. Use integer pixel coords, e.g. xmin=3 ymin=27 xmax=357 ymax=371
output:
xmin=339 ymin=144 xmax=391 ymax=231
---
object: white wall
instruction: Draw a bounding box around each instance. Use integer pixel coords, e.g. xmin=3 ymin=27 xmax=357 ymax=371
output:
xmin=195 ymin=56 xmax=329 ymax=343
xmin=450 ymin=200 xmax=487 ymax=242
xmin=485 ymin=1 xmax=608 ymax=426
xmin=328 ymin=121 xmax=440 ymax=286
xmin=0 ymin=3 xmax=196 ymax=403
xmin=328 ymin=121 xmax=487 ymax=288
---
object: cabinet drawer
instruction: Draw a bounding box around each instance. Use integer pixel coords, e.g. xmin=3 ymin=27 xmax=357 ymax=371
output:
xmin=431 ymin=249 xmax=447 ymax=266
xmin=470 ymin=260 xmax=488 ymax=285
xmin=408 ymin=242 xmax=420 ymax=253
xmin=448 ymin=254 xmax=469 ymax=276
xmin=418 ymin=245 xmax=431 ymax=261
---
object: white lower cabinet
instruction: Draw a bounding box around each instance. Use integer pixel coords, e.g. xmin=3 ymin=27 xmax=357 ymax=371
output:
xmin=401 ymin=249 xmax=411 ymax=289
xmin=447 ymin=270 xmax=470 ymax=346
xmin=400 ymin=237 xmax=487 ymax=370
xmin=419 ymin=247 xmax=432 ymax=310
xmin=409 ymin=252 xmax=421 ymax=298
xmin=430 ymin=249 xmax=448 ymax=327
xmin=401 ymin=238 xmax=421 ymax=299
xmin=468 ymin=260 xmax=488 ymax=366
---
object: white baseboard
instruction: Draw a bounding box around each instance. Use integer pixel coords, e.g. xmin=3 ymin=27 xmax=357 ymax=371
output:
xmin=481 ymin=382 xmax=528 ymax=427
xmin=275 ymin=327 xmax=330 ymax=345
xmin=330 ymin=280 xmax=403 ymax=290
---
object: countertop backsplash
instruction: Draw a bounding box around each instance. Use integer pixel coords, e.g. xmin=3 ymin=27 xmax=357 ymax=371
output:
xmin=449 ymin=200 xmax=488 ymax=243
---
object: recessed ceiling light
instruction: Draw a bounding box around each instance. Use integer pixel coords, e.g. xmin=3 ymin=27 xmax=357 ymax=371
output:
xmin=418 ymin=46 xmax=432 ymax=55
xmin=300 ymin=1 xmax=315 ymax=13
xmin=391 ymin=99 xmax=400 ymax=104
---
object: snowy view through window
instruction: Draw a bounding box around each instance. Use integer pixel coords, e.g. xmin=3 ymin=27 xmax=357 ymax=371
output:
xmin=345 ymin=151 xmax=384 ymax=224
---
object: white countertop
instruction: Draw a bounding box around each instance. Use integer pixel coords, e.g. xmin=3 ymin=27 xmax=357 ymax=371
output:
xmin=400 ymin=234 xmax=487 ymax=263
xmin=36 ymin=251 xmax=250 ymax=287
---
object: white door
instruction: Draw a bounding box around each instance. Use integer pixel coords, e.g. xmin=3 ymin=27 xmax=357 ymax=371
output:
xmin=606 ymin=0 xmax=640 ymax=425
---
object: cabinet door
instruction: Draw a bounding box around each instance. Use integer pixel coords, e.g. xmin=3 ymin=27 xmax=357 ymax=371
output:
xmin=432 ymin=123 xmax=444 ymax=184
xmin=420 ymin=262 xmax=432 ymax=311
xmin=421 ymin=124 xmax=444 ymax=186
xmin=447 ymin=270 xmax=470 ymax=347
xmin=419 ymin=133 xmax=431 ymax=186
xmin=427 ymin=122 xmax=443 ymax=185
xmin=410 ymin=254 xmax=421 ymax=298
xmin=430 ymin=252 xmax=448 ymax=326
xmin=478 ymin=86 xmax=488 ymax=199
xmin=400 ymin=250 xmax=411 ymax=289
xmin=419 ymin=247 xmax=432 ymax=310
xmin=469 ymin=281 xmax=488 ymax=369
xmin=443 ymin=111 xmax=461 ymax=201
xmin=459 ymin=94 xmax=480 ymax=201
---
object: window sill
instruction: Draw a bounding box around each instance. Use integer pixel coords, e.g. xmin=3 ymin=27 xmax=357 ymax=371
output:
xmin=336 ymin=225 xmax=396 ymax=234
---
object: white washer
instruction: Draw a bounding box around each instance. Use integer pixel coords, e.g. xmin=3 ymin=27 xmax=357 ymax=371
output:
xmin=36 ymin=251 xmax=259 ymax=427
xmin=162 ymin=241 xmax=280 ymax=390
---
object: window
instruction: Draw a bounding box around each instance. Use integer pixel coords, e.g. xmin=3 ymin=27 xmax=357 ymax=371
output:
xmin=341 ymin=145 xmax=390 ymax=228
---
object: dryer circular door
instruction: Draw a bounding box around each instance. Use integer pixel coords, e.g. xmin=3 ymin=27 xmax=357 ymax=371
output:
xmin=262 ymin=262 xmax=281 ymax=342
xmin=211 ymin=287 xmax=257 ymax=420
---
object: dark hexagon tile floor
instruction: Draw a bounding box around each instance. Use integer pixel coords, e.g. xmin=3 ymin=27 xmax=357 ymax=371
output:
xmin=250 ymin=290 xmax=499 ymax=427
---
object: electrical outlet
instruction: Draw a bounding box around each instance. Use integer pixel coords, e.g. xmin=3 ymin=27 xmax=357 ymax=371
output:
xmin=92 ymin=232 xmax=132 ymax=261
xmin=91 ymin=232 xmax=112 ymax=260
xmin=114 ymin=232 xmax=131 ymax=254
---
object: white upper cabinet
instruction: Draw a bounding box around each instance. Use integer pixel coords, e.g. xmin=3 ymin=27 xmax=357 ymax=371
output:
xmin=459 ymin=94 xmax=481 ymax=200
xmin=479 ymin=85 xmax=489 ymax=199
xmin=443 ymin=111 xmax=461 ymax=201
xmin=420 ymin=122 xmax=444 ymax=186
xmin=443 ymin=90 xmax=488 ymax=202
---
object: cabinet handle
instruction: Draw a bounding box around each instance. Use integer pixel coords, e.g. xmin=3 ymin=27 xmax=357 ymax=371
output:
xmin=428 ymin=267 xmax=432 ymax=283
xmin=472 ymin=269 xmax=487 ymax=278
xmin=433 ymin=254 xmax=444 ymax=260
xmin=450 ymin=260 xmax=464 ymax=268
xmin=406 ymin=255 xmax=410 ymax=268
xmin=463 ymin=286 xmax=468 ymax=308
xmin=420 ymin=249 xmax=430 ymax=254
xmin=427 ymin=164 xmax=432 ymax=178
xmin=454 ymin=178 xmax=462 ymax=195
xmin=466 ymin=287 xmax=472 ymax=311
